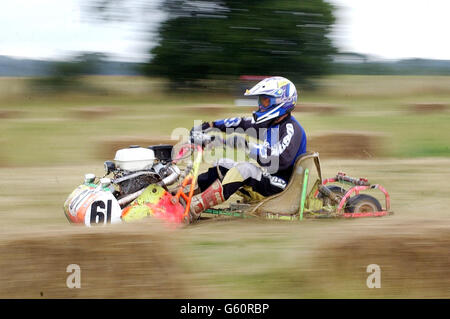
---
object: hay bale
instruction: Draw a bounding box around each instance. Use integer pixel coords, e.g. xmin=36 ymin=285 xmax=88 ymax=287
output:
xmin=0 ymin=223 xmax=186 ymax=298
xmin=308 ymin=131 xmax=387 ymax=159
xmin=409 ymin=103 xmax=448 ymax=113
xmin=0 ymin=109 xmax=22 ymax=119
xmin=98 ymin=136 xmax=178 ymax=159
xmin=312 ymin=222 xmax=450 ymax=298
xmin=70 ymin=106 xmax=120 ymax=120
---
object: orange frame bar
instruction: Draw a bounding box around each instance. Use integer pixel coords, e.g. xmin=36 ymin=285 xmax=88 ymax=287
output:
xmin=173 ymin=144 xmax=203 ymax=218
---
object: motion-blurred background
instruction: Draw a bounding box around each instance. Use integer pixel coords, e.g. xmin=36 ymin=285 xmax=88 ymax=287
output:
xmin=0 ymin=0 xmax=449 ymax=298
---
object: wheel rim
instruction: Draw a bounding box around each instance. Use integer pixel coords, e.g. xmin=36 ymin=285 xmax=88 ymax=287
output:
xmin=356 ymin=202 xmax=377 ymax=213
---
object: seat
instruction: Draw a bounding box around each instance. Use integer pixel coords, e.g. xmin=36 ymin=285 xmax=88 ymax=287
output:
xmin=248 ymin=151 xmax=322 ymax=216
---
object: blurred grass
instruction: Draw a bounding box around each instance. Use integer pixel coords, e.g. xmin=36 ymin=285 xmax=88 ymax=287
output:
xmin=1 ymin=75 xmax=450 ymax=166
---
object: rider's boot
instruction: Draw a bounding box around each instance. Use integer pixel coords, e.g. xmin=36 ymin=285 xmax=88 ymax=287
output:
xmin=189 ymin=179 xmax=224 ymax=222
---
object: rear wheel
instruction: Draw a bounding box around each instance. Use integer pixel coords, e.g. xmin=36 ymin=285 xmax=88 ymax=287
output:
xmin=345 ymin=194 xmax=382 ymax=213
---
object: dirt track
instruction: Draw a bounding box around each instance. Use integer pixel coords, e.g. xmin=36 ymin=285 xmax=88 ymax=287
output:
xmin=0 ymin=158 xmax=449 ymax=298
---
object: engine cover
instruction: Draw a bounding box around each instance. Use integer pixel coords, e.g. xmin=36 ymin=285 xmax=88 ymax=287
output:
xmin=114 ymin=147 xmax=155 ymax=171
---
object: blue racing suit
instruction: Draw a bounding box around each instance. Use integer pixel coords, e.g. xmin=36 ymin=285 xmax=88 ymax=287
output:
xmin=197 ymin=113 xmax=307 ymax=199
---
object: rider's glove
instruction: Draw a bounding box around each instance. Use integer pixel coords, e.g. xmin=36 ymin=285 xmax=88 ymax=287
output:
xmin=189 ymin=122 xmax=213 ymax=146
xmin=225 ymin=135 xmax=249 ymax=152
xmin=190 ymin=122 xmax=212 ymax=136
xmin=191 ymin=131 xmax=212 ymax=146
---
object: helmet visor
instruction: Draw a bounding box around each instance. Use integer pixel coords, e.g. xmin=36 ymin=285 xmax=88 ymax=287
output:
xmin=258 ymin=95 xmax=273 ymax=112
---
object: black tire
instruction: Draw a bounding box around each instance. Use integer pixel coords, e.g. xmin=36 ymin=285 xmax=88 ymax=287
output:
xmin=345 ymin=194 xmax=382 ymax=213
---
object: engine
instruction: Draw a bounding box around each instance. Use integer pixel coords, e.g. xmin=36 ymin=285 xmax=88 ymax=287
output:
xmin=104 ymin=145 xmax=178 ymax=198
xmin=114 ymin=171 xmax=161 ymax=196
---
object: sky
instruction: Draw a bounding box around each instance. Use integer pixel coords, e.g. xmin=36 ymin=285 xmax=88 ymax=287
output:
xmin=0 ymin=0 xmax=449 ymax=62
xmin=331 ymin=0 xmax=450 ymax=60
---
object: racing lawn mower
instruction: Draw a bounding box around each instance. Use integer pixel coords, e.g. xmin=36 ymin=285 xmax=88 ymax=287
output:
xmin=63 ymin=133 xmax=393 ymax=227
xmin=202 ymin=151 xmax=393 ymax=221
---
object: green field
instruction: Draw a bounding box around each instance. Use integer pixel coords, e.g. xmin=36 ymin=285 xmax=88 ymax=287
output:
xmin=1 ymin=75 xmax=450 ymax=166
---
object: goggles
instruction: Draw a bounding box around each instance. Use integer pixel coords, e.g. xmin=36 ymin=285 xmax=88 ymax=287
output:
xmin=258 ymin=95 xmax=274 ymax=112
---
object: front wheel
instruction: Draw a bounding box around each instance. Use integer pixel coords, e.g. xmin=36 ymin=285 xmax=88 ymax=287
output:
xmin=345 ymin=194 xmax=382 ymax=213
